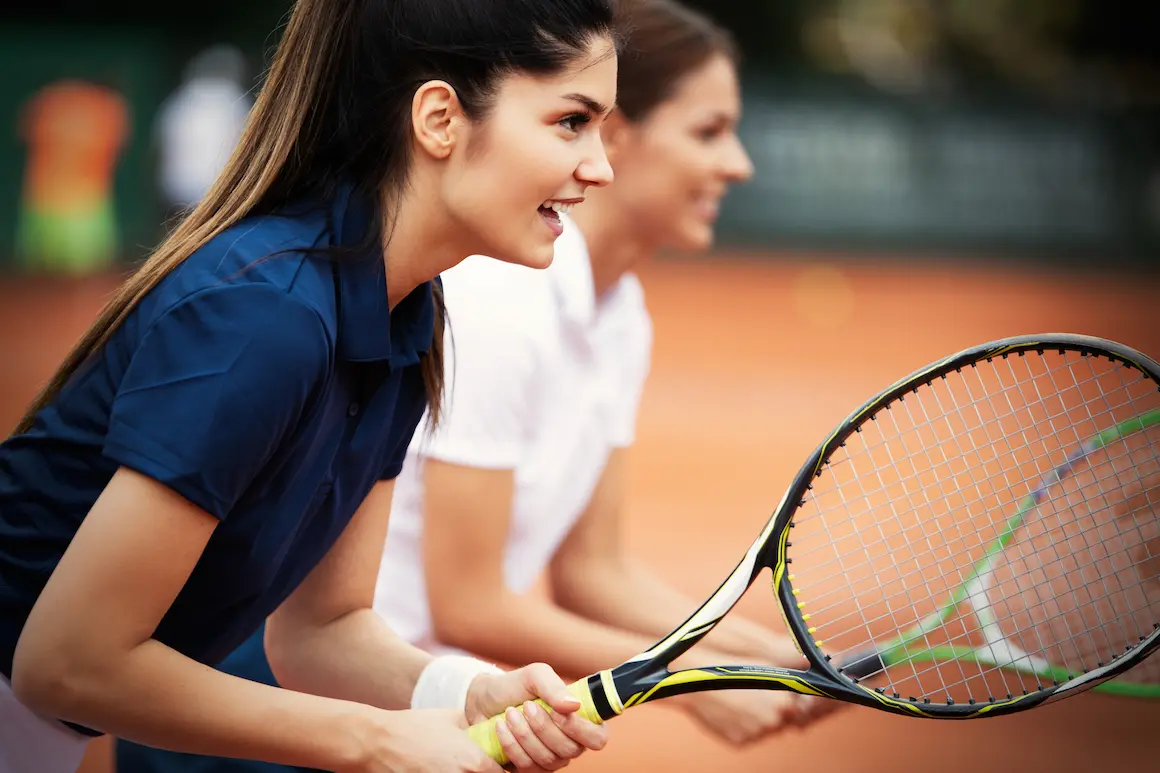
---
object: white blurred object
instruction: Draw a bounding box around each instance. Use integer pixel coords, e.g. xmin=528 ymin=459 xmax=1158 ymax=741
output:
xmin=155 ymin=44 xmax=253 ymax=209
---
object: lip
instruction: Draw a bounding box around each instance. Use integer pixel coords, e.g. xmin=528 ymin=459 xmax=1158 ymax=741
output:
xmin=695 ymin=197 xmax=722 ymax=221
xmin=538 ymin=208 xmax=565 ymax=238
xmin=544 ymin=197 xmax=585 ymax=206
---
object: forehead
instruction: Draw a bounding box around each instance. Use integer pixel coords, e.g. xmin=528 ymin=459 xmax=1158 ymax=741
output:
xmin=494 ymin=36 xmax=618 ymax=106
xmin=655 ymin=54 xmax=741 ymax=117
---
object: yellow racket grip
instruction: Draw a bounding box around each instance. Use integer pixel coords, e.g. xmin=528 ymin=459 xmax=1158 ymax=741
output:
xmin=467 ymin=678 xmax=604 ymax=766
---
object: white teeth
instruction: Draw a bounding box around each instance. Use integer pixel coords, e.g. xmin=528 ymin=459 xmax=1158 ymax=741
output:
xmin=543 ymin=201 xmax=575 ymax=215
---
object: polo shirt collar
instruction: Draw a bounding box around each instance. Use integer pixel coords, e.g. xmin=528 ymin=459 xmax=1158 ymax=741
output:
xmin=329 ymin=183 xmax=436 ymax=367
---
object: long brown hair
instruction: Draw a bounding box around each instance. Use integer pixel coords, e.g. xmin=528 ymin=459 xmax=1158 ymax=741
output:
xmin=13 ymin=0 xmax=351 ymax=435
xmin=614 ymin=0 xmax=739 ymax=121
xmin=12 ymin=0 xmax=619 ymax=437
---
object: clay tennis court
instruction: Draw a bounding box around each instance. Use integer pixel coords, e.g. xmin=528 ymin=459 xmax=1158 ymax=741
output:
xmin=3 ymin=252 xmax=1158 ymax=772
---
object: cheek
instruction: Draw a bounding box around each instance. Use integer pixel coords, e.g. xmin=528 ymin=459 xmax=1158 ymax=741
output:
xmin=464 ymin=133 xmax=570 ymax=213
xmin=451 ymin=151 xmax=524 ymax=222
xmin=630 ymin=143 xmax=711 ymax=216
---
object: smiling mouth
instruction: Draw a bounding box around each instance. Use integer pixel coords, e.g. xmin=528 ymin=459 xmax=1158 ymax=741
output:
xmin=537 ymin=199 xmax=582 ymax=237
xmin=539 ymin=199 xmax=580 ymax=216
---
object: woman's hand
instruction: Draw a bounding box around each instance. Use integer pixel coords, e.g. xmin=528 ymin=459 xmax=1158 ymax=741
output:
xmin=671 ymin=640 xmax=842 ymax=745
xmin=675 ymin=688 xmax=805 ymax=745
xmin=464 ymin=663 xmax=609 ymax=770
xmin=342 ymin=707 xmax=504 ymax=773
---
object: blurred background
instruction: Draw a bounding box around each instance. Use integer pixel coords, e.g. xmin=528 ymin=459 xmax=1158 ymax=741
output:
xmin=3 ymin=0 xmax=1160 ymax=272
xmin=2 ymin=1 xmax=1159 ymax=771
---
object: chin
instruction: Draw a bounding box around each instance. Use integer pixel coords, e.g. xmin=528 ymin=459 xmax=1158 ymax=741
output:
xmin=671 ymin=224 xmax=716 ymax=253
xmin=495 ymin=240 xmax=556 ymax=270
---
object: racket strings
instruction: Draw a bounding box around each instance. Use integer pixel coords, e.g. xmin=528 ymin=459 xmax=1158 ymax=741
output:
xmin=785 ymin=348 xmax=1160 ymax=705
xmin=940 ymin=382 xmax=1159 ymax=696
xmin=900 ymin=367 xmax=1160 ymax=697
xmin=812 ymin=357 xmax=1155 ymax=626
xmin=875 ymin=453 xmax=1159 ymax=699
xmin=794 ymin=402 xmax=1150 ymax=620
xmin=992 ymin=441 xmax=1160 ymax=674
xmin=835 ymin=422 xmax=1141 ymax=696
xmin=796 ymin=367 xmax=1145 ymax=583
xmin=798 ymin=439 xmax=1153 ymax=615
xmin=828 ymin=352 xmax=1129 ymax=478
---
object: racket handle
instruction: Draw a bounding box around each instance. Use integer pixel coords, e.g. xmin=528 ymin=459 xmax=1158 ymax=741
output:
xmin=467 ymin=678 xmax=604 ymax=765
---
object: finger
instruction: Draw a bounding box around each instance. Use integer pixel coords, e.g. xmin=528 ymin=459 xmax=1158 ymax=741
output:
xmin=549 ymin=706 xmax=609 ymax=752
xmin=523 ymin=701 xmax=584 ymax=761
xmin=469 ymin=749 xmax=506 ymax=773
xmin=523 ymin=663 xmax=582 ymax=714
xmin=496 ymin=717 xmax=536 ymax=771
xmin=503 ymin=704 xmax=561 ymax=770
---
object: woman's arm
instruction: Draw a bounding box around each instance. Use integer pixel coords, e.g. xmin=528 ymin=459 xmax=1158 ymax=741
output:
xmin=549 ymin=449 xmax=803 ymax=667
xmin=13 ymin=467 xmax=378 ymax=771
xmin=426 ymin=453 xmax=823 ymax=747
xmin=422 ymin=459 xmax=677 ymax=682
xmin=265 ymin=477 xmax=609 ymax=770
xmin=264 ymin=480 xmax=429 ymax=709
xmin=548 ymin=449 xmax=841 ymax=744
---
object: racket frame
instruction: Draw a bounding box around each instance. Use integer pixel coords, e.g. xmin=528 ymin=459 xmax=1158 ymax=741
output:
xmin=468 ymin=334 xmax=1160 ymax=762
xmin=593 ymin=335 xmax=1160 ymax=721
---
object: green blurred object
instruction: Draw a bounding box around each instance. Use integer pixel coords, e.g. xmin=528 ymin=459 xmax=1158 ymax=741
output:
xmin=0 ymin=26 xmax=168 ymax=272
xmin=16 ymin=200 xmax=118 ymax=275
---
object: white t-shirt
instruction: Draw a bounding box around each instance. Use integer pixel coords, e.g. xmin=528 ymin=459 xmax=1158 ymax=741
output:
xmin=375 ymin=216 xmax=653 ymax=655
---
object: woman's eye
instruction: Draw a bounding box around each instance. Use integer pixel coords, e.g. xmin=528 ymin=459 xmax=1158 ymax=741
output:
xmin=697 ymin=126 xmax=724 ymax=142
xmin=560 ymin=113 xmax=592 ymax=133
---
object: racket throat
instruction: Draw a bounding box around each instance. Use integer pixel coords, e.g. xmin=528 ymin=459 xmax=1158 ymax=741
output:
xmin=837 ymin=648 xmax=889 ymax=682
xmin=585 ymin=670 xmax=626 ymax=721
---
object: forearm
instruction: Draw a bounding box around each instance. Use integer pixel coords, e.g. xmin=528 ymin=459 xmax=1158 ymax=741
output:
xmin=21 ymin=638 xmax=371 ymax=771
xmin=557 ymin=559 xmax=699 ymax=640
xmin=559 ymin=561 xmax=788 ymax=662
xmin=265 ymin=607 xmax=430 ymax=711
xmin=435 ymin=589 xmax=661 ymax=682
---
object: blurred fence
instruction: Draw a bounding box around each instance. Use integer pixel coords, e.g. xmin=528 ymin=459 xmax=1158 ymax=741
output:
xmin=1 ymin=23 xmax=1158 ymax=272
xmin=723 ymin=77 xmax=1160 ymax=263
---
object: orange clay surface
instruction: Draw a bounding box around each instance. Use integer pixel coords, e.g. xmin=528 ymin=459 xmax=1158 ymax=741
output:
xmin=2 ymin=252 xmax=1158 ymax=772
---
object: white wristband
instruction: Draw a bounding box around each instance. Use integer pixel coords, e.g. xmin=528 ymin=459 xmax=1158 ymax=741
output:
xmin=411 ymin=655 xmax=503 ymax=711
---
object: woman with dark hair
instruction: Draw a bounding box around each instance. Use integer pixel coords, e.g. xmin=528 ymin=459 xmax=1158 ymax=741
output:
xmin=112 ymin=5 xmax=838 ymax=773
xmin=0 ymin=0 xmax=622 ymax=770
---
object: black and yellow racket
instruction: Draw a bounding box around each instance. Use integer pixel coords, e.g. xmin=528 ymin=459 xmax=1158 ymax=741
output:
xmin=468 ymin=334 xmax=1160 ymax=763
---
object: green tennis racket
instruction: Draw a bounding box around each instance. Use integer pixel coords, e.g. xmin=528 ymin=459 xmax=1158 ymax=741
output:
xmin=838 ymin=407 xmax=1160 ymax=700
xmin=468 ymin=334 xmax=1160 ymax=764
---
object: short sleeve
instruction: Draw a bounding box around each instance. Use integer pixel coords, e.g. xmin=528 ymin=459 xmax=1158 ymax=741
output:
xmin=598 ymin=279 xmax=653 ymax=449
xmin=103 ymin=284 xmax=330 ymax=520
xmin=410 ymin=259 xmax=543 ymax=469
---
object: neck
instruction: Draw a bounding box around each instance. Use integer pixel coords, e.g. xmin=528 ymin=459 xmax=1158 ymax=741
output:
xmin=379 ymin=176 xmax=463 ymax=310
xmin=570 ymin=186 xmax=656 ymax=299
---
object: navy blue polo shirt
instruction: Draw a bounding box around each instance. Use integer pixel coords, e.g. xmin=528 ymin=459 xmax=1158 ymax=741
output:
xmin=0 ymin=184 xmax=435 ymax=718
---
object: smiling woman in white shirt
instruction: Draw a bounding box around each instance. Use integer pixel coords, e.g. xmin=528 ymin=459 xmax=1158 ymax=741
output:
xmin=375 ymin=0 xmax=840 ymax=750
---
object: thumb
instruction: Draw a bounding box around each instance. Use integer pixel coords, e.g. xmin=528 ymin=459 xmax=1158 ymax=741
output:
xmin=523 ymin=663 xmax=583 ymax=714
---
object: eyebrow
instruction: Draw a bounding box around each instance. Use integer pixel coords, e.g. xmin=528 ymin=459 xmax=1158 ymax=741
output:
xmin=562 ymin=93 xmax=613 ymax=116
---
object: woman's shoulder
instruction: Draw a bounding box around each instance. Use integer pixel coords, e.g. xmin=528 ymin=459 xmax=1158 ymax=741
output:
xmin=142 ymin=210 xmax=338 ymax=329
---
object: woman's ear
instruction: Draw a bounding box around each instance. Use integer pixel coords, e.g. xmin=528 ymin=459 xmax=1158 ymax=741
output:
xmin=412 ymin=80 xmax=465 ymax=160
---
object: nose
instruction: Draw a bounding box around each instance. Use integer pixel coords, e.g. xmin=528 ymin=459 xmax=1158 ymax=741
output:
xmin=577 ymin=136 xmax=615 ymax=188
xmin=721 ymin=134 xmax=754 ymax=183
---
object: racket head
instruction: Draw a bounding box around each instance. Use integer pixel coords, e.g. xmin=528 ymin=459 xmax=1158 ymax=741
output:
xmin=775 ymin=334 xmax=1160 ymax=717
xmin=469 ymin=334 xmax=1160 ymax=765
xmin=1096 ymin=652 xmax=1160 ymax=698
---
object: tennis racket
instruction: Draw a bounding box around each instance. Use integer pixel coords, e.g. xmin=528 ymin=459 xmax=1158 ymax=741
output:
xmin=468 ymin=333 xmax=1160 ymax=764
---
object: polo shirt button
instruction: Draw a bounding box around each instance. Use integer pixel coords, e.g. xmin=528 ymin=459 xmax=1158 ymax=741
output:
xmin=348 ymin=402 xmax=360 ymax=417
